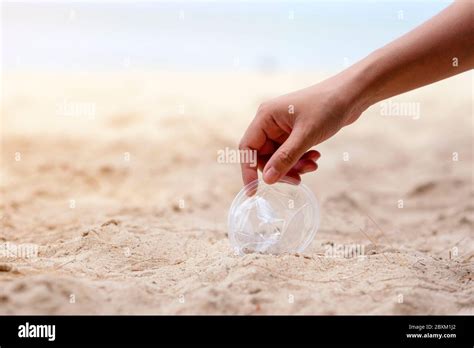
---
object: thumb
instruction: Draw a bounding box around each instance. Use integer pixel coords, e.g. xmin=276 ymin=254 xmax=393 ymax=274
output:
xmin=263 ymin=127 xmax=310 ymax=184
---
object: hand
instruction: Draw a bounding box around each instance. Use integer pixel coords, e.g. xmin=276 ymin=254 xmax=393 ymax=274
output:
xmin=239 ymin=77 xmax=364 ymax=186
xmin=239 ymin=1 xmax=472 ymax=187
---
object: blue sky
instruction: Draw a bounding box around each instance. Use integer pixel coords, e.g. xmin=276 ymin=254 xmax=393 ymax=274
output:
xmin=2 ymin=0 xmax=452 ymax=72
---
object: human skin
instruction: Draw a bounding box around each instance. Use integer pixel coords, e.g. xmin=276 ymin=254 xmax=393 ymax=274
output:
xmin=239 ymin=0 xmax=474 ymax=186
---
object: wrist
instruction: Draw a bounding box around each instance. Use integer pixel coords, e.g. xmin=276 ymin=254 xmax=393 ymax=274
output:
xmin=334 ymin=50 xmax=383 ymax=125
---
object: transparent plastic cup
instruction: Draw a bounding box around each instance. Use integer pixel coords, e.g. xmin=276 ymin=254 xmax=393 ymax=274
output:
xmin=228 ymin=178 xmax=320 ymax=255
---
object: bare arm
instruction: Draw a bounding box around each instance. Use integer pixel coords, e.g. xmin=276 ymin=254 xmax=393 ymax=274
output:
xmin=344 ymin=0 xmax=474 ymax=119
xmin=239 ymin=1 xmax=474 ymax=186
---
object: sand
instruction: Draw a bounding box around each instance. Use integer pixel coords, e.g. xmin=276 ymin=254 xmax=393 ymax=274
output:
xmin=0 ymin=71 xmax=473 ymax=314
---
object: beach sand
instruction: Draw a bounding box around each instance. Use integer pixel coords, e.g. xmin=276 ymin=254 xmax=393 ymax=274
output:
xmin=1 ymin=71 xmax=472 ymax=314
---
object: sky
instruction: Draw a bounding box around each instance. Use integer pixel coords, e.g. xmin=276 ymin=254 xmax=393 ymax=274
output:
xmin=1 ymin=0 xmax=453 ymax=73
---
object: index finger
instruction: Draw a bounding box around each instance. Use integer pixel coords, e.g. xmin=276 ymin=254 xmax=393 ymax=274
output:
xmin=239 ymin=119 xmax=267 ymax=187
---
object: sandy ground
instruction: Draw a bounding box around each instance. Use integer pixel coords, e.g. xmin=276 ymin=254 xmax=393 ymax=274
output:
xmin=0 ymin=71 xmax=473 ymax=314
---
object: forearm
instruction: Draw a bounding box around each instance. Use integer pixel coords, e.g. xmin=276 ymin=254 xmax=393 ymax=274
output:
xmin=341 ymin=1 xmax=473 ymax=116
xmin=241 ymin=2 xmax=473 ymax=185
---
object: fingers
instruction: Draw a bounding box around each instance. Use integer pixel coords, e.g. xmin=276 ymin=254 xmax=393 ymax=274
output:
xmin=240 ymin=104 xmax=320 ymax=186
xmin=293 ymin=159 xmax=318 ymax=174
xmin=258 ymin=150 xmax=320 ymax=176
xmin=284 ymin=168 xmax=302 ymax=184
xmin=259 ymin=139 xmax=276 ymax=155
xmin=239 ymin=120 xmax=267 ymax=186
xmin=301 ymin=150 xmax=320 ymax=161
xmin=262 ymin=126 xmax=311 ymax=184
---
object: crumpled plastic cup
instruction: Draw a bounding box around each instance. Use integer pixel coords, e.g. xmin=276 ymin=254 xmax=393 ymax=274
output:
xmin=228 ymin=178 xmax=320 ymax=255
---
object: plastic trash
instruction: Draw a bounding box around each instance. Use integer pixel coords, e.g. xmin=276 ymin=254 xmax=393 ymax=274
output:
xmin=228 ymin=178 xmax=319 ymax=255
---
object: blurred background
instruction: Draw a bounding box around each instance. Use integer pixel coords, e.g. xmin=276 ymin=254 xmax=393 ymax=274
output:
xmin=3 ymin=0 xmax=451 ymax=73
xmin=1 ymin=0 xmax=473 ymax=315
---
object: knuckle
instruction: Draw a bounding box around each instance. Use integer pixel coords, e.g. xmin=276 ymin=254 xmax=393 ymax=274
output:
xmin=256 ymin=101 xmax=272 ymax=117
xmin=276 ymin=148 xmax=295 ymax=167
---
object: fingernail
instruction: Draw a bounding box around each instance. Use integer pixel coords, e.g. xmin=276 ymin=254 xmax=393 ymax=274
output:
xmin=264 ymin=167 xmax=280 ymax=183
